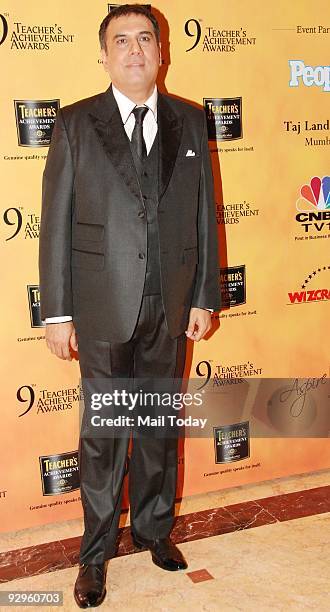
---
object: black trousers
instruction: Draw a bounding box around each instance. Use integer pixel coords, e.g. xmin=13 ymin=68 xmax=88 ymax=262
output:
xmin=77 ymin=294 xmax=187 ymax=565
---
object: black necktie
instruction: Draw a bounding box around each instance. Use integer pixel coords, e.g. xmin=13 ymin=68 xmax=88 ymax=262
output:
xmin=131 ymin=106 xmax=148 ymax=161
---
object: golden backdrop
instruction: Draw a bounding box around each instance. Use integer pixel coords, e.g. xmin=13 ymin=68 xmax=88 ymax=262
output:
xmin=0 ymin=0 xmax=329 ymax=531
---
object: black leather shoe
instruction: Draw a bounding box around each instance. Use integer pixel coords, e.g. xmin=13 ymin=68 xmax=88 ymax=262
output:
xmin=131 ymin=533 xmax=188 ymax=571
xmin=74 ymin=562 xmax=107 ymax=608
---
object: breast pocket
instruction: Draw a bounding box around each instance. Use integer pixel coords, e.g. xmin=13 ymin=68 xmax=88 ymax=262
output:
xmin=177 ymin=153 xmax=201 ymax=163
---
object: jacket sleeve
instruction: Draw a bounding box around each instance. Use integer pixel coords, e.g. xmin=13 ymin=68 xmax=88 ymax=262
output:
xmin=38 ymin=108 xmax=74 ymax=320
xmin=191 ymin=112 xmax=221 ymax=311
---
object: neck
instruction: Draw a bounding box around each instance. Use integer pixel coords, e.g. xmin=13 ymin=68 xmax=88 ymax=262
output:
xmin=112 ymin=82 xmax=155 ymax=105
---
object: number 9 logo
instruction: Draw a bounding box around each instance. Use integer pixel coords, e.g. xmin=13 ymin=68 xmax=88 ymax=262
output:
xmin=0 ymin=15 xmax=8 ymax=46
xmin=17 ymin=385 xmax=35 ymax=417
xmin=196 ymin=360 xmax=211 ymax=389
xmin=3 ymin=208 xmax=23 ymax=240
xmin=185 ymin=19 xmax=201 ymax=52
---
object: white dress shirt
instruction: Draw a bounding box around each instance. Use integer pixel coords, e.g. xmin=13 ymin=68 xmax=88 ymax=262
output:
xmin=112 ymin=83 xmax=158 ymax=154
xmin=45 ymin=85 xmax=212 ymax=323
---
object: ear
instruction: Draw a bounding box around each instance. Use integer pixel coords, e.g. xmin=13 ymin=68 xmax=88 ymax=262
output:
xmin=101 ymin=47 xmax=109 ymax=71
xmin=158 ymin=41 xmax=162 ymax=66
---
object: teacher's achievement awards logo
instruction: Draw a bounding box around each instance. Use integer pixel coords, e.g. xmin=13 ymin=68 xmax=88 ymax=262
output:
xmin=14 ymin=99 xmax=59 ymax=147
xmin=39 ymin=451 xmax=80 ymax=495
xmin=204 ymin=97 xmax=242 ymax=141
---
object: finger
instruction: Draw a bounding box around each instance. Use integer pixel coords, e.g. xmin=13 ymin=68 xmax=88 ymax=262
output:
xmin=70 ymin=331 xmax=78 ymax=352
xmin=51 ymin=342 xmax=67 ymax=360
xmin=186 ymin=327 xmax=198 ymax=341
xmin=47 ymin=341 xmax=57 ymax=356
xmin=193 ymin=323 xmax=208 ymax=342
xmin=55 ymin=344 xmax=66 ymax=359
xmin=46 ymin=337 xmax=59 ymax=354
xmin=61 ymin=343 xmax=72 ymax=360
xmin=185 ymin=320 xmax=197 ymax=337
xmin=45 ymin=326 xmax=73 ymax=359
xmin=199 ymin=323 xmax=212 ymax=340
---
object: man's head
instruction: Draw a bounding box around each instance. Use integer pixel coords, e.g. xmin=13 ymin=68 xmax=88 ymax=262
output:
xmin=99 ymin=5 xmax=162 ymax=102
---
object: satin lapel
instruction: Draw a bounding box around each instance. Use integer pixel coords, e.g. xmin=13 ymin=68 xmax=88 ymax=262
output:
xmin=88 ymin=86 xmax=142 ymax=202
xmin=157 ymin=94 xmax=183 ymax=202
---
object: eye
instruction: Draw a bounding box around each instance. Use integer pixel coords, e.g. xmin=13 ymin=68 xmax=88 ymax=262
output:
xmin=117 ymin=37 xmax=127 ymax=45
xmin=139 ymin=35 xmax=151 ymax=42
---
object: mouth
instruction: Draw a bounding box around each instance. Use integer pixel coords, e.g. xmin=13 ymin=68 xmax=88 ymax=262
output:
xmin=126 ymin=63 xmax=145 ymax=67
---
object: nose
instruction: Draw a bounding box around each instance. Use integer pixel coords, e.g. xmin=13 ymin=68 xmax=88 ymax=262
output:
xmin=129 ymin=37 xmax=143 ymax=55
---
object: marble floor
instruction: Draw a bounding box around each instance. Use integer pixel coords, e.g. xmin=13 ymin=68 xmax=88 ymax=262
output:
xmin=0 ymin=469 xmax=329 ymax=611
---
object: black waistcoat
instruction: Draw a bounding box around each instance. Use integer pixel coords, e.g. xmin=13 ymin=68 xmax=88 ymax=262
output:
xmin=129 ymin=131 xmax=161 ymax=295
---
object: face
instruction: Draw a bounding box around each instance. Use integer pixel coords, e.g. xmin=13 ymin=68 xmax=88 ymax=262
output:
xmin=101 ymin=14 xmax=162 ymax=96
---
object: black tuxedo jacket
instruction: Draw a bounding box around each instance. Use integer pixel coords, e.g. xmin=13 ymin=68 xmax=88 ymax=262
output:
xmin=39 ymin=85 xmax=221 ymax=342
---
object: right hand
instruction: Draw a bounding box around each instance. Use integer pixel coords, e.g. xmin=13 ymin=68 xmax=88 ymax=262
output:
xmin=45 ymin=321 xmax=78 ymax=361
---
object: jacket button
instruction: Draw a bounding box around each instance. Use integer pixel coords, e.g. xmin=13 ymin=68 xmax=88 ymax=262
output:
xmin=138 ymin=252 xmax=145 ymax=259
xmin=138 ymin=210 xmax=145 ymax=218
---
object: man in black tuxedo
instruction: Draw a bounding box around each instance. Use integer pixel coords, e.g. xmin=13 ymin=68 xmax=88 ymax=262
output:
xmin=39 ymin=4 xmax=220 ymax=608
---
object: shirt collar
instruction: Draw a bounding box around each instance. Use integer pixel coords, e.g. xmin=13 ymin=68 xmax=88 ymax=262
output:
xmin=112 ymin=84 xmax=158 ymax=124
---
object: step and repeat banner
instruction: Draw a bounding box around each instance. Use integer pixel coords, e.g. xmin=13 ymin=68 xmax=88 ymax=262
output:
xmin=1 ymin=1 xmax=329 ymax=532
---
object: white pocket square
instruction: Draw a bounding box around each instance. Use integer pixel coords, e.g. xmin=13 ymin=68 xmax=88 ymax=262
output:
xmin=186 ymin=149 xmax=196 ymax=157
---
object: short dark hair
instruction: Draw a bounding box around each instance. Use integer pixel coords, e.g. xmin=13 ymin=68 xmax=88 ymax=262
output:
xmin=99 ymin=4 xmax=160 ymax=50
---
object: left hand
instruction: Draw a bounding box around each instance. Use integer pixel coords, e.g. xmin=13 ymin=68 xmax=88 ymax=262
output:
xmin=185 ymin=308 xmax=212 ymax=342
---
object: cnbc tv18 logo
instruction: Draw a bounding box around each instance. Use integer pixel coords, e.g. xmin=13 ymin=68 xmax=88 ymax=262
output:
xmin=289 ymin=60 xmax=330 ymax=92
xmin=204 ymin=98 xmax=242 ymax=141
xmin=295 ymin=176 xmax=330 ymax=235
xmin=14 ymin=100 xmax=59 ymax=147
